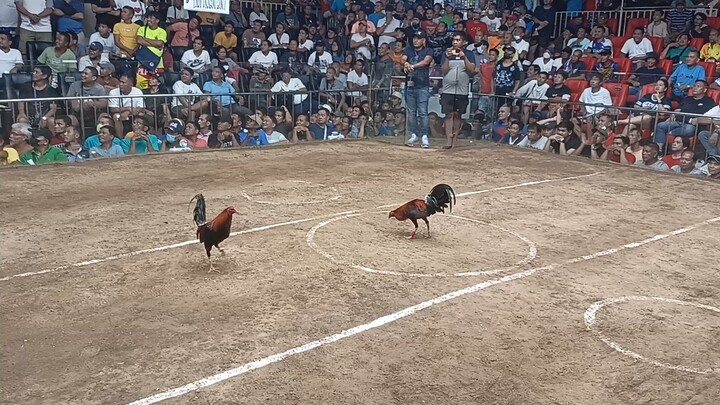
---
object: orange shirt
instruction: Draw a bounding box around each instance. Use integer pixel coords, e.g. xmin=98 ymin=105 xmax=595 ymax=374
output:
xmin=214 ymin=32 xmax=238 ymax=50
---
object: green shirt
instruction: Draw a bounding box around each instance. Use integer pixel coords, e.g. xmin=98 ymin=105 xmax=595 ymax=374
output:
xmin=37 ymin=47 xmax=77 ymax=73
xmin=19 ymin=147 xmax=69 ymax=165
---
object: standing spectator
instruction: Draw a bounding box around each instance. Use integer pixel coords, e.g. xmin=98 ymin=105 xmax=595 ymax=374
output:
xmin=168 ymin=16 xmax=200 ymax=47
xmin=621 ymin=28 xmax=654 ymax=69
xmin=669 ymin=50 xmax=705 ymax=100
xmin=37 ymin=32 xmax=77 ymax=74
xmin=0 ymin=0 xmax=18 ymax=44
xmin=89 ymin=22 xmax=118 ymax=58
xmin=181 ymin=38 xmax=212 ymax=73
xmin=579 ymin=73 xmax=613 ymax=119
xmin=19 ymin=127 xmax=68 ymax=164
xmin=440 ymin=32 xmax=475 ymax=149
xmin=78 ymin=42 xmax=109 ymax=72
xmin=53 ymin=0 xmax=84 ymax=42
xmin=165 ymin=0 xmax=188 ymax=23
xmin=634 ymin=143 xmax=670 ymax=171
xmin=0 ymin=32 xmax=22 ymax=77
xmin=135 ymin=12 xmax=167 ymax=89
xmin=16 ymin=65 xmax=58 ymax=128
xmin=113 ymin=6 xmax=140 ymax=58
xmin=699 ymin=29 xmax=720 ymax=62
xmin=66 ymin=67 xmax=108 ymax=117
xmin=115 ymin=0 xmax=145 ymax=23
xmin=530 ymin=0 xmax=557 ymax=51
xmin=90 ymin=0 xmax=120 ymax=31
xmin=666 ymin=2 xmax=693 ymax=36
xmin=655 ymin=79 xmax=715 ymax=150
xmin=492 ymin=46 xmax=521 ymax=108
xmin=403 ymin=30 xmax=433 ymax=148
xmin=646 ymin=10 xmax=669 ymax=41
xmin=108 ymin=73 xmax=145 ymax=122
xmin=16 ymin=0 xmax=53 ymax=57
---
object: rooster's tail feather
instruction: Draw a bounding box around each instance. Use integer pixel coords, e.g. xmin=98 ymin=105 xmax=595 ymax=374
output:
xmin=190 ymin=194 xmax=207 ymax=226
xmin=426 ymin=184 xmax=456 ymax=215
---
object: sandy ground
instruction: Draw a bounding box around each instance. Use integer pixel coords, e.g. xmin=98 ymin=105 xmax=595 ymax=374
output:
xmin=1 ymin=141 xmax=719 ymax=405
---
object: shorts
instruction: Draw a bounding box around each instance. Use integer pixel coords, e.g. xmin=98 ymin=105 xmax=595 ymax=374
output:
xmin=441 ymin=93 xmax=469 ymax=115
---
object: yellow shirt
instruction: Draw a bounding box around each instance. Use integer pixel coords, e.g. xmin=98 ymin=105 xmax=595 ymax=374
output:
xmin=197 ymin=12 xmax=221 ymax=26
xmin=113 ymin=21 xmax=140 ymax=54
xmin=700 ymin=42 xmax=720 ymax=61
xmin=1 ymin=146 xmax=19 ymax=165
xmin=214 ymin=32 xmax=238 ymax=49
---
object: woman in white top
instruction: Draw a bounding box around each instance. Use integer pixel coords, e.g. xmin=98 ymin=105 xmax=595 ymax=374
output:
xmin=172 ymin=67 xmax=208 ymax=121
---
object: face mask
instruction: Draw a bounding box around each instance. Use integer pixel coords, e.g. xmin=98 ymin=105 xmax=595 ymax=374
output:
xmin=543 ymin=52 xmax=551 ymax=59
xmin=514 ymin=35 xmax=520 ymax=40
xmin=166 ymin=134 xmax=176 ymax=143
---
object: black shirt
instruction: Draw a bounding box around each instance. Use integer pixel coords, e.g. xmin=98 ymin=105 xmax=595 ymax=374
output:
xmin=634 ymin=66 xmax=665 ymax=86
xmin=680 ymin=95 xmax=716 ymax=115
xmin=550 ymin=133 xmax=581 ymax=154
xmin=545 ymin=84 xmax=571 ymax=100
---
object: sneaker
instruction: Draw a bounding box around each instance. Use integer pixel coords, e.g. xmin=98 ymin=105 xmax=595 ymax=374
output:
xmin=421 ymin=135 xmax=429 ymax=148
xmin=406 ymin=133 xmax=418 ymax=144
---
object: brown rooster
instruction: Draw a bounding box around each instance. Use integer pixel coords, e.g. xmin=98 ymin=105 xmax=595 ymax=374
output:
xmin=389 ymin=184 xmax=456 ymax=239
xmin=190 ymin=194 xmax=237 ymax=273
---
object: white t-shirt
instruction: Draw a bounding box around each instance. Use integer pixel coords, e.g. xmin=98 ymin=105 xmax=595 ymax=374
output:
xmin=88 ymin=32 xmax=118 ymax=58
xmin=0 ymin=48 xmax=23 ymax=77
xmin=308 ymin=51 xmax=333 ymax=73
xmin=172 ymin=80 xmax=203 ymax=107
xmin=248 ymin=50 xmax=278 ymax=69
xmin=108 ymin=87 xmax=145 ymax=108
xmin=346 ymin=70 xmax=368 ymax=97
xmin=266 ymin=131 xmax=288 ymax=143
xmin=77 ymin=54 xmax=110 ymax=73
xmin=620 ymin=38 xmax=654 ymax=59
xmin=298 ymin=39 xmax=314 ymax=52
xmin=517 ymin=136 xmax=549 ymax=150
xmin=579 ymin=87 xmax=612 ymax=116
xmin=115 ymin=0 xmax=146 ymax=23
xmin=351 ymin=33 xmax=374 ymax=60
xmin=481 ymin=16 xmax=501 ymax=32
xmin=268 ymin=33 xmax=289 ymax=46
xmin=271 ymin=77 xmax=307 ymax=104
xmin=181 ymin=49 xmax=212 ymax=72
xmin=165 ymin=6 xmax=189 ymax=22
xmin=376 ymin=17 xmax=401 ymax=46
xmin=18 ymin=0 xmax=52 ymax=32
xmin=0 ymin=0 xmax=18 ymax=28
xmin=249 ymin=11 xmax=268 ymax=23
xmin=511 ymin=39 xmax=529 ymax=56
xmin=531 ymin=57 xmax=555 ymax=73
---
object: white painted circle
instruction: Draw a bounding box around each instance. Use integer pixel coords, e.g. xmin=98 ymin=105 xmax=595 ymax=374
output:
xmin=584 ymin=296 xmax=720 ymax=374
xmin=306 ymin=212 xmax=537 ymax=277
xmin=242 ymin=180 xmax=341 ymax=205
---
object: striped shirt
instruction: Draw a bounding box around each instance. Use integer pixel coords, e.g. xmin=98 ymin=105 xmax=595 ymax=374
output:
xmin=666 ymin=9 xmax=693 ymax=33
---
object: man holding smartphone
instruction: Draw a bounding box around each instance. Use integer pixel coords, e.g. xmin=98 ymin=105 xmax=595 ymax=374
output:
xmin=441 ymin=32 xmax=476 ymax=149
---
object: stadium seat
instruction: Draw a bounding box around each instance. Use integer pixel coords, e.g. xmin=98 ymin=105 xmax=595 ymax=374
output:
xmin=170 ymin=46 xmax=191 ymax=65
xmin=707 ymin=89 xmax=720 ymax=104
xmin=603 ymin=82 xmax=629 ymax=113
xmin=584 ymin=0 xmax=596 ymax=11
xmin=624 ymin=18 xmax=648 ymax=36
xmin=667 ymin=135 xmax=698 ymax=149
xmin=605 ymin=18 xmax=619 ymax=36
xmin=698 ymin=61 xmax=717 ymax=82
xmin=567 ymin=79 xmax=589 ymax=95
xmin=657 ymin=59 xmax=672 ymax=76
xmin=241 ymin=47 xmax=259 ymax=63
xmin=706 ymin=16 xmax=720 ymax=29
xmin=194 ymin=71 xmax=212 ymax=88
xmin=5 ymin=72 xmax=32 ymax=100
xmin=162 ymin=71 xmax=181 ymax=93
xmin=614 ymin=57 xmax=632 ymax=75
xmin=26 ymin=41 xmax=53 ymax=69
xmin=580 ymin=56 xmax=596 ymax=72
xmin=639 ymin=83 xmax=657 ymax=98
xmin=647 ymin=36 xmax=663 ymax=54
xmin=690 ymin=37 xmax=705 ymax=50
xmin=610 ymin=37 xmax=627 ymax=57
xmin=59 ymin=71 xmax=82 ymax=96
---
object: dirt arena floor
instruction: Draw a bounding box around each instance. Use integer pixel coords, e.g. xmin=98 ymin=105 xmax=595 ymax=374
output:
xmin=1 ymin=141 xmax=719 ymax=405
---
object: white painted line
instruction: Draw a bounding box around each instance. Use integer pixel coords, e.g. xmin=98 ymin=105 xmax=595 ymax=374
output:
xmin=1 ymin=173 xmax=600 ymax=282
xmin=0 ymin=211 xmax=357 ymax=282
xmin=242 ymin=180 xmax=342 ymax=205
xmin=128 ymin=215 xmax=720 ymax=405
xmin=306 ymin=212 xmax=537 ymax=277
xmin=584 ymin=296 xmax=720 ymax=374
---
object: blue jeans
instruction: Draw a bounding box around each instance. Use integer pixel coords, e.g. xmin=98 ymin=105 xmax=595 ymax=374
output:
xmin=653 ymin=121 xmax=697 ymax=145
xmin=406 ymin=86 xmax=429 ymax=136
xmin=698 ymin=130 xmax=719 ymax=156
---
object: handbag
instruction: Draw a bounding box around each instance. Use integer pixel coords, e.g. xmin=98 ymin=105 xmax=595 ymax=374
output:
xmin=136 ymin=27 xmax=161 ymax=70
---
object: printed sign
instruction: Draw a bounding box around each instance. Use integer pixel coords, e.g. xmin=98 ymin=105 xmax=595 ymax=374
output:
xmin=185 ymin=0 xmax=230 ymax=15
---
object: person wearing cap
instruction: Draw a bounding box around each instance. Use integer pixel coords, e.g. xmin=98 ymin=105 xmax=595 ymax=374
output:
xmin=593 ymin=48 xmax=619 ymax=82
xmin=161 ymin=118 xmax=185 ymax=146
xmin=403 ymin=29 xmax=434 ymax=148
xmin=308 ymin=41 xmax=333 ymax=74
xmin=248 ymin=66 xmax=273 ymax=109
xmin=19 ymin=128 xmax=68 ymax=165
xmin=704 ymin=154 xmax=720 ymax=179
xmin=239 ymin=114 xmax=270 ymax=146
xmin=66 ymin=67 xmax=108 ymax=117
xmin=78 ymin=42 xmax=110 ymax=73
xmin=626 ymin=52 xmax=665 ymax=95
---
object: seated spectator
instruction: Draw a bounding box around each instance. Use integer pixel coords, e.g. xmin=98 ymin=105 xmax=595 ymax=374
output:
xmin=224 ymin=0 xmax=249 ymax=31
xmin=113 ymin=6 xmax=140 ymax=58
xmin=350 ymin=22 xmax=374 ymax=61
xmin=78 ymin=42 xmax=109 ymax=73
xmin=84 ymin=113 xmax=126 ymax=151
xmin=579 ymin=73 xmax=613 ymax=118
xmin=89 ymin=22 xmax=118 ymax=58
xmin=108 ymin=73 xmax=145 ymax=122
xmin=517 ymin=123 xmax=550 ymax=150
xmin=262 ymin=115 xmax=289 ymax=144
xmin=704 ymin=154 xmax=720 ymax=179
xmin=203 ymin=66 xmax=239 ymax=118
xmin=697 ymin=103 xmax=720 ymax=157
xmin=635 ymin=143 xmax=670 ymax=171
xmin=587 ymin=26 xmax=612 ymax=56
xmin=212 ymin=46 xmax=239 ymax=76
xmin=297 ymin=27 xmax=314 ymax=53
xmin=618 ymin=79 xmax=670 ymax=130
xmin=626 ymin=53 xmax=665 ymax=96
xmin=125 ymin=115 xmax=161 ymax=154
xmin=0 ymin=130 xmax=19 ymax=165
xmin=570 ymin=126 xmax=608 ymax=159
xmin=16 ymin=66 xmax=59 ymax=128
xmin=661 ymin=136 xmax=690 ymax=167
xmin=539 ymin=71 xmax=571 ymax=117
xmin=532 ymin=52 xmax=554 ymax=73
xmin=548 ymin=120 xmax=582 ymax=155
xmin=567 ymin=27 xmax=591 ymax=53
xmin=196 ymin=114 xmax=213 ymax=142
xmin=700 ymin=29 xmax=720 ymax=62
xmin=274 ymin=4 xmax=298 ymax=29
xmin=50 ymin=115 xmax=71 ymax=145
xmin=19 ymin=128 xmax=68 ymax=165
xmin=602 ymin=135 xmax=636 ymax=164
xmin=654 ymin=79 xmax=715 ymax=150
xmin=181 ymin=38 xmax=212 ymax=73
xmin=269 ymin=22 xmax=290 ymax=48
xmin=168 ymin=16 xmax=200 ymax=47
xmin=60 ymin=124 xmax=89 ymax=162
xmin=170 ymin=68 xmax=205 ymax=121
xmin=97 ymin=61 xmax=120 ymax=93
xmin=66 ymin=67 xmax=108 ymax=117
xmin=279 ymin=39 xmax=308 ymax=74
xmin=346 ymin=59 xmax=369 ymax=101
xmin=291 ymin=113 xmax=311 ymax=142
xmin=516 ymin=71 xmax=549 ymax=123
xmin=319 ymin=67 xmax=347 ymax=111
xmin=143 ymin=74 xmax=170 ymax=129
xmin=491 ymin=105 xmax=512 ymax=142
xmin=0 ymin=32 xmax=23 ymax=77
xmin=501 ymin=120 xmax=524 ymax=145
xmin=308 ymin=42 xmax=333 ymax=74
xmin=671 ymin=150 xmax=705 ymax=175
xmin=669 ymin=50 xmax=706 ymax=100
xmin=239 ymin=114 xmax=270 ymax=146
xmin=214 ymin=22 xmax=238 ymax=51
xmin=248 ymin=2 xmax=269 ymax=26
xmin=208 ymin=116 xmax=239 ymax=148
xmin=271 ymin=69 xmax=310 ymax=114
xmin=593 ymin=49 xmax=619 ymax=82
xmin=308 ymin=105 xmax=337 ymax=140
xmin=661 ymin=34 xmax=695 ymax=67
xmin=38 ymin=32 xmax=77 ymax=74
xmin=621 ymin=28 xmax=654 ymax=69
xmin=646 ymin=9 xmax=669 ymax=41
xmin=9 ymin=123 xmax=34 ymax=156
xmin=166 ymin=0 xmax=188 ymax=23
xmin=248 ymin=40 xmax=278 ymax=70
xmin=687 ymin=12 xmax=709 ymax=43
xmin=242 ymin=20 xmax=266 ymax=48
xmin=196 ymin=11 xmax=222 ymax=27
xmin=557 ymin=50 xmax=586 ymax=79
xmin=180 ymin=120 xmax=209 ymax=149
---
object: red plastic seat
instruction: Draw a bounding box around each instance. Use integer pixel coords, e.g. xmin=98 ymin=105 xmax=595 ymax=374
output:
xmin=657 ymin=59 xmax=673 ymax=76
xmin=567 ymin=79 xmax=589 ymax=95
xmin=690 ymin=37 xmax=705 ymax=51
xmin=707 ymin=88 xmax=720 ymax=104
xmin=647 ymin=36 xmax=664 ymax=54
xmin=580 ymin=56 xmax=597 ymax=72
xmin=606 ymin=18 xmax=619 ymax=36
xmin=698 ymin=61 xmax=717 ymax=83
xmin=603 ymin=82 xmax=629 ymax=113
xmin=611 ymin=36 xmax=628 ymax=58
xmin=625 ymin=18 xmax=649 ymax=36
xmin=706 ymin=16 xmax=720 ymax=29
xmin=614 ymin=57 xmax=632 ymax=75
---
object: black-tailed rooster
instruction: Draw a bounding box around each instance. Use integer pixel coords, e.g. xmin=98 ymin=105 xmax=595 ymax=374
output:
xmin=190 ymin=194 xmax=237 ymax=273
xmin=389 ymin=184 xmax=456 ymax=238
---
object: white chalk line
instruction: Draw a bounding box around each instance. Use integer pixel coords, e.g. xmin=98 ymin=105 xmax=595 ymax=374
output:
xmin=241 ymin=180 xmax=342 ymax=205
xmin=128 ymin=216 xmax=720 ymax=405
xmin=584 ymin=296 xmax=720 ymax=374
xmin=1 ymin=173 xmax=601 ymax=282
xmin=306 ymin=212 xmax=538 ymax=277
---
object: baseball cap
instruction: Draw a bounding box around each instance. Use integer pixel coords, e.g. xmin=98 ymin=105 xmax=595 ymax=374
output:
xmin=391 ymin=91 xmax=403 ymax=99
xmin=413 ymin=30 xmax=427 ymax=39
xmin=599 ymin=49 xmax=611 ymax=56
xmin=89 ymin=41 xmax=104 ymax=51
xmin=319 ymin=104 xmax=333 ymax=114
xmin=99 ymin=61 xmax=115 ymax=73
xmin=166 ymin=119 xmax=185 ymax=134
xmin=248 ymin=114 xmax=263 ymax=126
xmin=707 ymin=155 xmax=720 ymax=163
xmin=645 ymin=52 xmax=659 ymax=61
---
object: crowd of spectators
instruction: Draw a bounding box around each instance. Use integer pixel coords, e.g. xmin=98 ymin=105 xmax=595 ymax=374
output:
xmin=0 ymin=0 xmax=718 ymax=179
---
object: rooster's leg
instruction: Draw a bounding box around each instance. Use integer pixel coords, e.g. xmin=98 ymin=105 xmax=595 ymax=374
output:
xmin=408 ymin=218 xmax=419 ymax=239
xmin=422 ymin=218 xmax=430 ymax=238
xmin=216 ymin=244 xmax=225 ymax=256
xmin=206 ymin=250 xmax=219 ymax=273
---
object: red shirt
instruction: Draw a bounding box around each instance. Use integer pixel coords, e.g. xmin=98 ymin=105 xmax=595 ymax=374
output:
xmin=662 ymin=155 xmax=681 ymax=167
xmin=466 ymin=20 xmax=488 ymax=39
xmin=421 ymin=20 xmax=438 ymax=34
xmin=50 ymin=134 xmax=65 ymax=146
xmin=608 ymin=150 xmax=637 ymax=164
